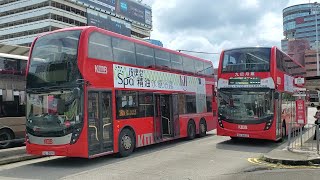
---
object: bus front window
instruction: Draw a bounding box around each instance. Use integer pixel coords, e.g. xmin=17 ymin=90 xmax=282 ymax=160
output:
xmin=27 ymin=30 xmax=82 ymax=89
xmin=218 ymin=89 xmax=274 ymax=121
xmin=26 ymin=90 xmax=82 ymax=137
xmin=222 ymin=48 xmax=271 ymax=73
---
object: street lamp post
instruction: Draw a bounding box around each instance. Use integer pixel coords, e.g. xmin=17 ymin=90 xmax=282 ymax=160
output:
xmin=315 ymin=2 xmax=320 ymax=76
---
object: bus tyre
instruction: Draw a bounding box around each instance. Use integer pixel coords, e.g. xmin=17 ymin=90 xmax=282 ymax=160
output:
xmin=199 ymin=119 xmax=207 ymax=137
xmin=0 ymin=129 xmax=14 ymax=149
xmin=118 ymin=128 xmax=135 ymax=157
xmin=187 ymin=121 xmax=196 ymax=140
xmin=311 ymin=103 xmax=315 ymax=107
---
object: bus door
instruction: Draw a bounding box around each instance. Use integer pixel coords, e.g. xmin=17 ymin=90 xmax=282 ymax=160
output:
xmin=87 ymin=91 xmax=113 ymax=156
xmin=154 ymin=94 xmax=162 ymax=142
xmin=275 ymin=92 xmax=282 ymax=139
xmin=154 ymin=94 xmax=175 ymax=140
xmin=172 ymin=94 xmax=180 ymax=138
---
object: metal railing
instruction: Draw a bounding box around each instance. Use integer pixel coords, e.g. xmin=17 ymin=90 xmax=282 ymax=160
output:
xmin=287 ymin=122 xmax=320 ymax=154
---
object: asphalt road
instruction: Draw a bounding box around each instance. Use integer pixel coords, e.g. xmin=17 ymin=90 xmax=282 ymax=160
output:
xmin=0 ymin=131 xmax=298 ymax=180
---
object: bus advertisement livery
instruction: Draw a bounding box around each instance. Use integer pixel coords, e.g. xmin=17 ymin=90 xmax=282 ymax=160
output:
xmin=25 ymin=26 xmax=217 ymax=158
xmin=217 ymin=47 xmax=306 ymax=141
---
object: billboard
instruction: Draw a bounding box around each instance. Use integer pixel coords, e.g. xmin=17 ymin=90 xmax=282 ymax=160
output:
xmin=80 ymin=0 xmax=152 ymax=26
xmin=113 ymin=64 xmax=206 ymax=94
xmin=77 ymin=0 xmax=117 ymax=13
xmin=87 ymin=9 xmax=131 ymax=37
xmin=117 ymin=0 xmax=152 ymax=26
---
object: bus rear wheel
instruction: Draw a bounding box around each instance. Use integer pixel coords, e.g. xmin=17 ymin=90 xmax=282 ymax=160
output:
xmin=199 ymin=119 xmax=207 ymax=137
xmin=187 ymin=121 xmax=196 ymax=140
xmin=118 ymin=128 xmax=135 ymax=157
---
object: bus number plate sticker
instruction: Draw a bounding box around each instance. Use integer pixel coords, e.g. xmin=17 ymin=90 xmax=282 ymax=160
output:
xmin=42 ymin=151 xmax=55 ymax=156
xmin=237 ymin=133 xmax=249 ymax=138
xmin=238 ymin=125 xmax=248 ymax=130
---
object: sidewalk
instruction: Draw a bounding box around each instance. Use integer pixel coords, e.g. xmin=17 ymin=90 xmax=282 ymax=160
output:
xmin=0 ymin=146 xmax=41 ymax=165
xmin=263 ymin=107 xmax=320 ymax=166
xmin=263 ymin=135 xmax=320 ymax=166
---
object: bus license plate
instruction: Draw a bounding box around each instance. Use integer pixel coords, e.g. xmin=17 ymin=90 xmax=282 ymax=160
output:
xmin=42 ymin=151 xmax=55 ymax=156
xmin=237 ymin=133 xmax=249 ymax=138
xmin=238 ymin=125 xmax=248 ymax=130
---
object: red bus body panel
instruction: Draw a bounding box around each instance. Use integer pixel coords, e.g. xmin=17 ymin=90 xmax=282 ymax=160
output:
xmin=26 ymin=26 xmax=217 ymax=158
xmin=217 ymin=46 xmax=306 ymax=141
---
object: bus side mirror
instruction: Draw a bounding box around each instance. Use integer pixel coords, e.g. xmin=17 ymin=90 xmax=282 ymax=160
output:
xmin=274 ymin=92 xmax=279 ymax=99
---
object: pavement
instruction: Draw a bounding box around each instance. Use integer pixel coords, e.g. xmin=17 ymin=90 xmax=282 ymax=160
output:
xmin=263 ymin=141 xmax=320 ymax=166
xmin=263 ymin=107 xmax=320 ymax=166
xmin=0 ymin=146 xmax=41 ymax=165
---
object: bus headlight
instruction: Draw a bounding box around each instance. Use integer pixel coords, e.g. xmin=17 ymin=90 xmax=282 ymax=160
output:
xmin=70 ymin=128 xmax=82 ymax=144
xmin=218 ymin=119 xmax=224 ymax=128
xmin=264 ymin=120 xmax=273 ymax=130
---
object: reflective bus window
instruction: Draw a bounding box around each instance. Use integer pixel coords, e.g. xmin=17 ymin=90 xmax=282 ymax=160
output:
xmin=116 ymin=91 xmax=138 ymax=119
xmin=186 ymin=95 xmax=196 ymax=114
xmin=136 ymin=44 xmax=155 ymax=67
xmin=183 ymin=57 xmax=195 ymax=74
xmin=195 ymin=61 xmax=204 ymax=75
xmin=112 ymin=38 xmax=136 ymax=65
xmin=204 ymin=62 xmax=214 ymax=76
xmin=155 ymin=49 xmax=171 ymax=69
xmin=222 ymin=48 xmax=271 ymax=72
xmin=88 ymin=32 xmax=113 ymax=61
xmin=170 ymin=53 xmax=183 ymax=71
xmin=138 ymin=92 xmax=154 ymax=117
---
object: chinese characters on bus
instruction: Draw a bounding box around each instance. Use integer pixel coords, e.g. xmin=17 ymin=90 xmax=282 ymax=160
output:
xmin=113 ymin=65 xmax=205 ymax=94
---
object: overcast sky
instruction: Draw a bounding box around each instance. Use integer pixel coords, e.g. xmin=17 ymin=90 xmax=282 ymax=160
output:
xmin=142 ymin=0 xmax=319 ymax=67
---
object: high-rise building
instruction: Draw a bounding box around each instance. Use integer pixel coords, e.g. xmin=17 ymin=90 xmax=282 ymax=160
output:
xmin=287 ymin=39 xmax=310 ymax=66
xmin=282 ymin=3 xmax=319 ymax=52
xmin=0 ymin=0 xmax=152 ymax=47
xmin=282 ymin=3 xmax=320 ymax=77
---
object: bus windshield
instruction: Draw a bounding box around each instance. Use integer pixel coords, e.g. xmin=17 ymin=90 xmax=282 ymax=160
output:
xmin=27 ymin=30 xmax=82 ymax=89
xmin=222 ymin=48 xmax=271 ymax=73
xmin=26 ymin=90 xmax=81 ymax=137
xmin=218 ymin=89 xmax=274 ymax=121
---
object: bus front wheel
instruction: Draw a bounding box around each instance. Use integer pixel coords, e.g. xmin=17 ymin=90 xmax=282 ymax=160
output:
xmin=118 ymin=128 xmax=135 ymax=157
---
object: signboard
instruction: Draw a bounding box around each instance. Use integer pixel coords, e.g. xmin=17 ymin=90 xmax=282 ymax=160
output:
xmin=117 ymin=0 xmax=152 ymax=25
xmin=293 ymin=87 xmax=307 ymax=97
xmin=294 ymin=76 xmax=305 ymax=87
xmin=77 ymin=0 xmax=117 ymax=12
xmin=284 ymin=74 xmax=294 ymax=93
xmin=296 ymin=99 xmax=306 ymax=124
xmin=87 ymin=9 xmax=131 ymax=37
xmin=228 ymin=77 xmax=260 ymax=85
xmin=113 ymin=64 xmax=205 ymax=94
xmin=217 ymin=77 xmax=275 ymax=89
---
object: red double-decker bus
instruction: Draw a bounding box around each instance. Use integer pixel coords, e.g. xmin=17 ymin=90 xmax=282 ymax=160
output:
xmin=25 ymin=26 xmax=217 ymax=158
xmin=217 ymin=47 xmax=306 ymax=141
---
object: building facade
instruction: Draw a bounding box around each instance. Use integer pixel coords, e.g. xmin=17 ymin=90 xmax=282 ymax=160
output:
xmin=282 ymin=3 xmax=320 ymax=52
xmin=287 ymin=39 xmax=310 ymax=66
xmin=282 ymin=3 xmax=320 ymax=77
xmin=304 ymin=49 xmax=319 ymax=77
xmin=0 ymin=0 xmax=152 ymax=47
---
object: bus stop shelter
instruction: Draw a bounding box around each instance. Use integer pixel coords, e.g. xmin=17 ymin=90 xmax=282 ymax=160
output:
xmin=0 ymin=44 xmax=29 ymax=56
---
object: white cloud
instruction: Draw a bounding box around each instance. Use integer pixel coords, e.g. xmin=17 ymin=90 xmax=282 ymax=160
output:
xmin=144 ymin=0 xmax=316 ymax=67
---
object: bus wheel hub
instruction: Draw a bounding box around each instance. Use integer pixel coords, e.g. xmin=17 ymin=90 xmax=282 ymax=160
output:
xmin=122 ymin=135 xmax=132 ymax=150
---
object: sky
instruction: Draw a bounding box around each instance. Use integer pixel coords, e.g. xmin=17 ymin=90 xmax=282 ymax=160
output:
xmin=141 ymin=0 xmax=320 ymax=67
